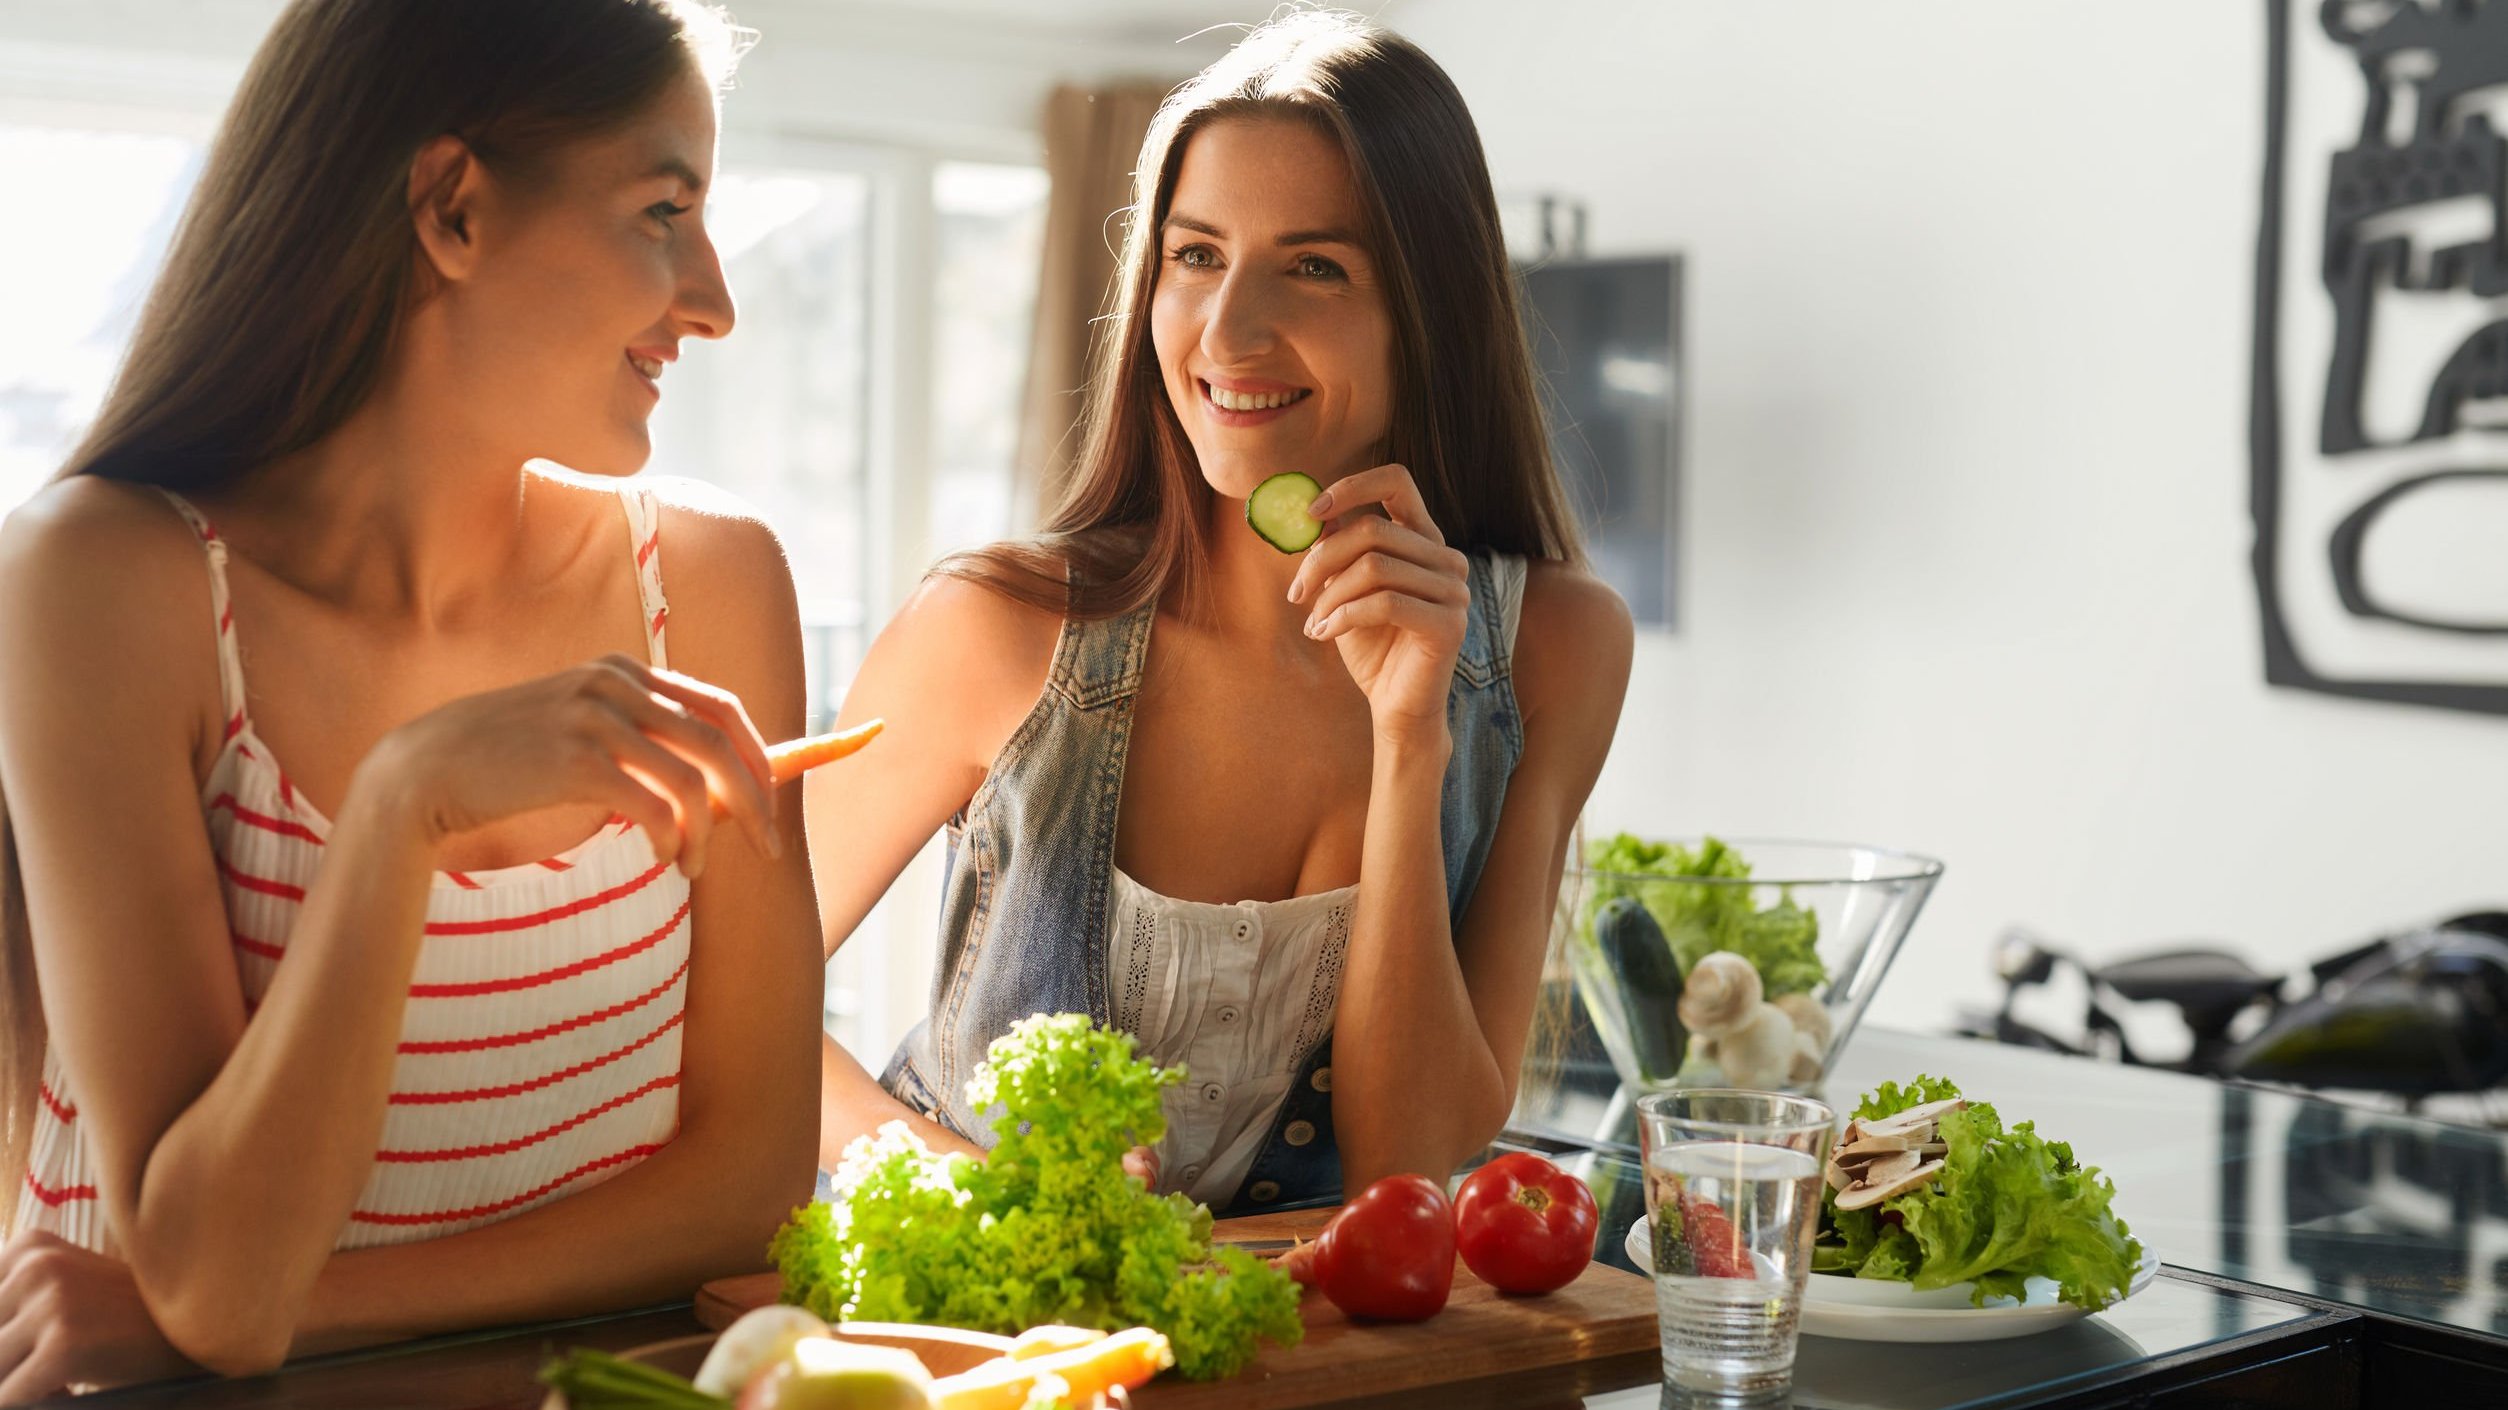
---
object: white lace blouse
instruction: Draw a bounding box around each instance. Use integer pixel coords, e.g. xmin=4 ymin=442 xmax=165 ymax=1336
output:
xmin=1106 ymin=867 xmax=1356 ymax=1208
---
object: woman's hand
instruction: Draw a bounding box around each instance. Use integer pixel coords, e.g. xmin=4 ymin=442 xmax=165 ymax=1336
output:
xmin=364 ymin=653 xmax=777 ymax=877
xmin=1287 ymin=464 xmax=1470 ymax=749
xmin=0 ymin=1233 xmax=193 ymax=1401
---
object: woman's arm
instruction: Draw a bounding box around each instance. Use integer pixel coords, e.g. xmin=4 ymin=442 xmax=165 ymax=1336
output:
xmin=258 ymin=495 xmax=824 ymax=1356
xmin=0 ymin=484 xmax=431 ymax=1376
xmin=804 ymin=573 xmax=1057 ymax=1168
xmin=0 ymin=482 xmax=779 ymax=1377
xmin=1293 ymin=469 xmax=1633 ymax=1189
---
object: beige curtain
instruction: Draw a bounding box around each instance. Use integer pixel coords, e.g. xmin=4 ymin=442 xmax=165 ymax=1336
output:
xmin=1014 ymin=81 xmax=1173 ymax=529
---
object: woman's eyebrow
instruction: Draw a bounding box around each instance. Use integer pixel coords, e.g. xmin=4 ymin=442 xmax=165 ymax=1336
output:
xmin=1163 ymin=213 xmax=1362 ymax=248
xmin=1273 ymin=227 xmax=1362 ymax=248
xmin=644 ymin=156 xmax=706 ymax=193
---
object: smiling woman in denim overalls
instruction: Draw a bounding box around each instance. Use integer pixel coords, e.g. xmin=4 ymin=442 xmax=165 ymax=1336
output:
xmin=810 ymin=11 xmax=1634 ymax=1214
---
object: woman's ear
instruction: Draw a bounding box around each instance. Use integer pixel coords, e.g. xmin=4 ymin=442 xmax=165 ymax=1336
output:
xmin=408 ymin=134 xmax=486 ymax=283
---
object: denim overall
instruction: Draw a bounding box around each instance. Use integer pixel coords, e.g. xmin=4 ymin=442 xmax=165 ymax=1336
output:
xmin=880 ymin=552 xmax=1525 ymax=1213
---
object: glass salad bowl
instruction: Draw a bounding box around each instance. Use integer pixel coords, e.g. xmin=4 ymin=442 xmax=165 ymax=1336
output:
xmin=1560 ymin=836 xmax=1943 ymax=1098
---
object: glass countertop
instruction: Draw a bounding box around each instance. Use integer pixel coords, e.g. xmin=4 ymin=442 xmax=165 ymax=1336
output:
xmin=1522 ymin=1027 xmax=2508 ymax=1342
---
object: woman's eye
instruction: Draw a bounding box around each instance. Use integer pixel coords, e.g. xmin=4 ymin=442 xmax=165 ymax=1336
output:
xmin=1296 ymin=253 xmax=1346 ymax=280
xmin=1169 ymin=244 xmax=1218 ymax=269
xmin=648 ymin=200 xmax=693 ymax=225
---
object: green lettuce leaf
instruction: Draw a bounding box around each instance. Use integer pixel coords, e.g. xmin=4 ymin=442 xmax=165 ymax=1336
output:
xmin=770 ymin=1014 xmax=1303 ymax=1380
xmin=1853 ymin=1073 xmax=1965 ymax=1121
xmin=1578 ymin=834 xmax=1826 ymax=996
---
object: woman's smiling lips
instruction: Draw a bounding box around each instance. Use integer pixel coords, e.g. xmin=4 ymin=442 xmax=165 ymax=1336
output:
xmin=1198 ymin=375 xmax=1310 ymax=426
xmin=625 ymin=346 xmax=673 ymax=400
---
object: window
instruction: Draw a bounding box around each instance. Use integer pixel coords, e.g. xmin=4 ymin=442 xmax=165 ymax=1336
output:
xmin=0 ymin=123 xmax=200 ymax=514
xmin=930 ymin=161 xmax=1050 ymax=557
xmin=647 ymin=168 xmax=876 ymax=733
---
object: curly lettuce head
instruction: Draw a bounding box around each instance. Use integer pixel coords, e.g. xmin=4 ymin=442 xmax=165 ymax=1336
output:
xmin=771 ymin=1014 xmax=1303 ymax=1380
xmin=1581 ymin=834 xmax=1826 ymax=996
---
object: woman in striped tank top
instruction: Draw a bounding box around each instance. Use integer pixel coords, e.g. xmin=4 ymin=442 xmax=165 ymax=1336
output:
xmin=0 ymin=1 xmax=821 ymax=1397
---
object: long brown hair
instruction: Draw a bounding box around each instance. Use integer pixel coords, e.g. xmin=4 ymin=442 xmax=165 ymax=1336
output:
xmin=0 ymin=0 xmax=744 ymax=1231
xmin=942 ymin=8 xmax=1582 ymax=619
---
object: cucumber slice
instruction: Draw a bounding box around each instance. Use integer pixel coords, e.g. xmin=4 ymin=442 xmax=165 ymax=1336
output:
xmin=1246 ymin=472 xmax=1324 ymax=553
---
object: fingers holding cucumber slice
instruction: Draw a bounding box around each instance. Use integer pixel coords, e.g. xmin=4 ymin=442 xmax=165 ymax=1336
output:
xmin=1247 ymin=471 xmax=1325 ymax=553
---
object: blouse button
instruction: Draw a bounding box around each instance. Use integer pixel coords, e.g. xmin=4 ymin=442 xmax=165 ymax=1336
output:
xmin=1200 ymin=1082 xmax=1225 ymax=1104
xmin=1232 ymin=920 xmax=1253 ymax=941
xmin=1248 ymin=1180 xmax=1282 ymax=1202
xmin=1310 ymin=1066 xmax=1333 ymax=1093
xmin=1179 ymin=1164 xmax=1204 ymax=1186
xmin=1216 ymin=1005 xmax=1241 ymax=1025
xmin=1284 ymin=1120 xmax=1317 ymax=1147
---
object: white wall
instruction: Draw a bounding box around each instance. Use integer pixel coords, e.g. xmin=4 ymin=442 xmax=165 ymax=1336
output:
xmin=1392 ymin=0 xmax=2508 ymax=1037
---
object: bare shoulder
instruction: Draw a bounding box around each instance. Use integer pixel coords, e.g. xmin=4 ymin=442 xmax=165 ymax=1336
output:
xmin=891 ymin=569 xmax=1061 ymax=671
xmin=618 ymin=475 xmax=806 ymax=733
xmin=0 ymin=477 xmax=220 ymax=678
xmin=1511 ymin=559 xmax=1634 ymax=724
xmin=0 ymin=477 xmax=223 ymax=756
xmin=631 ymin=474 xmax=793 ymax=608
xmin=843 ymin=556 xmax=1062 ymax=771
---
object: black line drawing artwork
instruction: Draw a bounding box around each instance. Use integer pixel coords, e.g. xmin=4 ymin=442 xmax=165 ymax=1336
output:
xmin=2254 ymin=0 xmax=2508 ymax=713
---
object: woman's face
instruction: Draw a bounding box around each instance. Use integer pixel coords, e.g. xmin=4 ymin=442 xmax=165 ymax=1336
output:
xmin=1150 ymin=116 xmax=1395 ymax=504
xmin=451 ymin=63 xmax=735 ymax=476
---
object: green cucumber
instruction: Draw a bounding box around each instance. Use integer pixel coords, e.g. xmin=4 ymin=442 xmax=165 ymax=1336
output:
xmin=1246 ymin=472 xmax=1324 ymax=553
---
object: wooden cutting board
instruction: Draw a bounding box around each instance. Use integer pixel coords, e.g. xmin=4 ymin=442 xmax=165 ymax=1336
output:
xmin=695 ymin=1208 xmax=1658 ymax=1408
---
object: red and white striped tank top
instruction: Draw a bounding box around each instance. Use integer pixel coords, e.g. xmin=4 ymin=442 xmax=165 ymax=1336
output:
xmin=11 ymin=486 xmax=693 ymax=1251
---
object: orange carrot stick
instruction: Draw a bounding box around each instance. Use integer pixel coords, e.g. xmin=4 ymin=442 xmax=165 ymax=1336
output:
xmin=766 ymin=719 xmax=886 ymax=787
xmin=710 ymin=720 xmax=886 ymax=820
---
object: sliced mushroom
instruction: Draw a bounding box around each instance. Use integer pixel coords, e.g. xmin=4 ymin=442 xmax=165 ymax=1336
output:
xmin=1857 ymin=1098 xmax=1968 ymax=1141
xmin=1833 ymin=1156 xmax=1944 ymax=1210
xmin=1834 ymin=1133 xmax=1929 ymax=1159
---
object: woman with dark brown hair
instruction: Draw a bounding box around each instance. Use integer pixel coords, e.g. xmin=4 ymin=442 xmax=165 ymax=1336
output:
xmin=810 ymin=10 xmax=1632 ymax=1212
xmin=0 ymin=0 xmax=821 ymax=1395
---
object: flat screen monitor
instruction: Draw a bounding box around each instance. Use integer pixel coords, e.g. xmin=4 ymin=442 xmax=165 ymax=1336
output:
xmin=1518 ymin=255 xmax=1681 ymax=629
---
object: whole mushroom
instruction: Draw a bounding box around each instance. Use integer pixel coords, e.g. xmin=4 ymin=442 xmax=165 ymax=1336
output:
xmin=1772 ymin=993 xmax=1832 ymax=1053
xmin=1772 ymin=994 xmax=1832 ymax=1085
xmin=1714 ymin=1002 xmax=1798 ymax=1089
xmin=1677 ymin=952 xmax=1763 ymax=1041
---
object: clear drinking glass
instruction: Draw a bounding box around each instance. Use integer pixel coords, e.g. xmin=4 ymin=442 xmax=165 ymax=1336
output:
xmin=1637 ymin=1090 xmax=1837 ymax=1405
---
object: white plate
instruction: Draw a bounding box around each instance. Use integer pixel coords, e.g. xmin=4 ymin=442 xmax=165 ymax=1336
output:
xmin=1623 ymin=1216 xmax=2158 ymax=1343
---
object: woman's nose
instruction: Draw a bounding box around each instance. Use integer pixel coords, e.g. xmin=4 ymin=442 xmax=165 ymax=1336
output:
xmin=1199 ymin=267 xmax=1279 ymax=366
xmin=674 ymin=227 xmax=737 ymax=341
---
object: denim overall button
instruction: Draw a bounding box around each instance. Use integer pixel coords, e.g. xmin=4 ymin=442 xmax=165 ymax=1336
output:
xmin=1200 ymin=1082 xmax=1225 ymax=1104
xmin=1216 ymin=1005 xmax=1241 ymax=1024
xmin=1284 ymin=1120 xmax=1317 ymax=1147
xmin=1248 ymin=1180 xmax=1282 ymax=1202
xmin=1310 ymin=1066 xmax=1332 ymax=1093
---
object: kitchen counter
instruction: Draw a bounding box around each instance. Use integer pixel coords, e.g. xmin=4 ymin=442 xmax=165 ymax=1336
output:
xmin=45 ymin=1028 xmax=2508 ymax=1408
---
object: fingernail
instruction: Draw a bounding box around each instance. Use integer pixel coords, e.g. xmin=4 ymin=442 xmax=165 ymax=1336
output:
xmin=1305 ymin=614 xmax=1323 ymax=638
xmin=1287 ymin=579 xmax=1305 ymax=605
xmin=1308 ymin=492 xmax=1334 ymax=518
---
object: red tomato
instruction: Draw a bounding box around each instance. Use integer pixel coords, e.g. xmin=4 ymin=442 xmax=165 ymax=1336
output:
xmin=1311 ymin=1173 xmax=1456 ymax=1321
xmin=1452 ymin=1152 xmax=1600 ymax=1295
